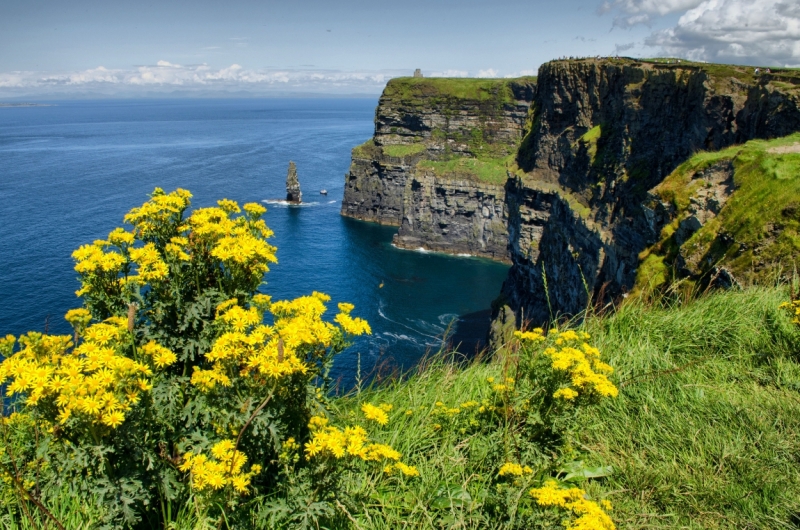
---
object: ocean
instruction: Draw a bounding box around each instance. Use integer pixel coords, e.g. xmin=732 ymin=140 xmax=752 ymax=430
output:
xmin=0 ymin=98 xmax=509 ymax=387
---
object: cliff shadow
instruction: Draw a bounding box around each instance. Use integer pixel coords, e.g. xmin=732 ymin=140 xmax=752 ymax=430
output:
xmin=445 ymin=308 xmax=494 ymax=360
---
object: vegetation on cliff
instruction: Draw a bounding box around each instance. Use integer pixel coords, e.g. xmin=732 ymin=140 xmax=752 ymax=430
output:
xmin=636 ymin=132 xmax=800 ymax=295
xmin=374 ymin=76 xmax=536 ymax=185
xmin=416 ymin=155 xmax=515 ymax=185
xmin=382 ymin=77 xmax=536 ymax=107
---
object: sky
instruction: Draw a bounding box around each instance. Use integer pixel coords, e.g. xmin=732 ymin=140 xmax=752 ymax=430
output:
xmin=1 ymin=0 xmax=799 ymax=98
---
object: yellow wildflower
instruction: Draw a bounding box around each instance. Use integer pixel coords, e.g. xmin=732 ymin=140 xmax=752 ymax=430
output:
xmin=498 ymin=462 xmax=533 ymax=477
xmin=530 ymin=480 xmax=615 ymax=530
xmin=361 ymin=403 xmax=389 ymax=426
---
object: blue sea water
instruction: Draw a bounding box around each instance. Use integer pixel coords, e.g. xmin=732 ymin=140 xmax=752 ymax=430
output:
xmin=0 ymin=99 xmax=509 ymax=386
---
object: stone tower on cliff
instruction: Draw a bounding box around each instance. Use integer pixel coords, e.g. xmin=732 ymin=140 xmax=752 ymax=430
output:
xmin=286 ymin=161 xmax=302 ymax=203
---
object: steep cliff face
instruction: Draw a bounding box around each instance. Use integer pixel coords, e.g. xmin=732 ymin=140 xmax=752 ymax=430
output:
xmin=341 ymin=77 xmax=536 ymax=259
xmin=392 ymin=174 xmax=509 ymax=262
xmin=341 ymin=61 xmax=800 ymax=342
xmin=499 ymin=59 xmax=800 ymax=325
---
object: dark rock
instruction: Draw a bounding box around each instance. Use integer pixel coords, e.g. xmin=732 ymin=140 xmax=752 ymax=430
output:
xmin=500 ymin=59 xmax=800 ymax=330
xmin=286 ymin=161 xmax=302 ymax=203
xmin=341 ymin=77 xmax=536 ymax=259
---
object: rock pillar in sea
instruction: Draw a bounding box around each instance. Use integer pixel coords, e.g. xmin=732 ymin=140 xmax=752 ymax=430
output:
xmin=286 ymin=161 xmax=302 ymax=203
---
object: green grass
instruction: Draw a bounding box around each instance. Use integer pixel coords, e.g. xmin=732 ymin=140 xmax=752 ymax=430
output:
xmin=382 ymin=143 xmax=426 ymax=158
xmin=7 ymin=288 xmax=800 ymax=528
xmin=577 ymin=125 xmax=602 ymax=164
xmin=330 ymin=287 xmax=800 ymax=529
xmin=582 ymin=288 xmax=800 ymax=529
xmin=0 ymin=490 xmax=105 ymax=530
xmin=636 ymin=133 xmax=800 ymax=293
xmin=416 ymin=155 xmax=514 ymax=185
xmin=383 ymin=77 xmax=536 ymax=106
xmin=351 ymin=139 xmax=382 ymax=159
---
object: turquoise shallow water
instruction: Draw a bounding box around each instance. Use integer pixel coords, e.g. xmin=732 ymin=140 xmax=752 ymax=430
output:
xmin=0 ymin=99 xmax=509 ymax=386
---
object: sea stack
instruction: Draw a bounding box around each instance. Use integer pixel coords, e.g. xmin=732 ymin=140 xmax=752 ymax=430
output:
xmin=286 ymin=161 xmax=302 ymax=203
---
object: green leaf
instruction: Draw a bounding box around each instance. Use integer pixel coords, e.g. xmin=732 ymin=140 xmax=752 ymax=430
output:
xmin=431 ymin=485 xmax=473 ymax=510
xmin=558 ymin=460 xmax=614 ymax=482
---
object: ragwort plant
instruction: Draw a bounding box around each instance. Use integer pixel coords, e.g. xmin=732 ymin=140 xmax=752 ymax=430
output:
xmin=0 ymin=188 xmax=398 ymax=528
xmin=483 ymin=327 xmax=617 ymax=528
xmin=330 ymin=327 xmax=618 ymax=529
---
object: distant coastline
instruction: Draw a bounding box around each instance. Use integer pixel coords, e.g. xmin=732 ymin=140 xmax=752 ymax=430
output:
xmin=0 ymin=103 xmax=54 ymax=107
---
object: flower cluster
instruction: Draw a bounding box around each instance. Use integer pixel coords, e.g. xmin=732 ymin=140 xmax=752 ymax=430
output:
xmin=191 ymin=293 xmax=369 ymax=390
xmin=123 ymin=187 xmax=192 ymax=240
xmin=361 ymin=403 xmax=392 ymax=426
xmin=383 ymin=462 xmax=420 ymax=477
xmin=780 ymin=299 xmax=800 ymax=325
xmin=72 ymin=188 xmax=279 ymax=307
xmin=129 ymin=243 xmax=168 ymax=282
xmin=304 ymin=415 xmax=417 ymax=476
xmin=0 ymin=313 xmax=174 ymax=429
xmin=179 ymin=439 xmax=262 ymax=494
xmin=335 ymin=303 xmax=372 ymax=336
xmin=498 ymin=462 xmax=533 ymax=477
xmin=530 ymin=480 xmax=615 ymax=530
xmin=305 ymin=416 xmax=400 ymax=461
xmin=515 ymin=329 xmax=618 ymax=400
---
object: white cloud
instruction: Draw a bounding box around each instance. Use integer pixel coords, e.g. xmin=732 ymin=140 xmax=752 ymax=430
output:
xmin=614 ymin=42 xmax=637 ymax=54
xmin=504 ymin=69 xmax=537 ymax=78
xmin=477 ymin=68 xmax=499 ymax=78
xmin=0 ymin=62 xmax=414 ymax=96
xmin=646 ymin=0 xmax=800 ymax=65
xmin=597 ymin=0 xmax=702 ymax=28
xmin=428 ymin=69 xmax=469 ymax=77
xmin=599 ymin=0 xmax=704 ymax=27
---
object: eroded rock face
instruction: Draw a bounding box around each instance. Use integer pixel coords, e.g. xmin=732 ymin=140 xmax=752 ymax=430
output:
xmin=392 ymin=174 xmax=511 ymax=262
xmin=341 ymin=77 xmax=536 ymax=259
xmin=495 ymin=59 xmax=800 ymax=336
xmin=286 ymin=161 xmax=302 ymax=203
xmin=339 ymin=60 xmax=800 ymax=347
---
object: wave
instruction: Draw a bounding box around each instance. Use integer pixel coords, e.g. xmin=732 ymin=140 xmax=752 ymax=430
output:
xmin=389 ymin=244 xmax=477 ymax=260
xmin=390 ymin=244 xmax=430 ymax=253
xmin=261 ymin=200 xmax=320 ymax=207
xmin=437 ymin=313 xmax=460 ymax=326
xmin=377 ymin=301 xmax=442 ymax=342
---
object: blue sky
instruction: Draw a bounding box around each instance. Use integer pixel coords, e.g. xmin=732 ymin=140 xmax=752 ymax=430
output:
xmin=1 ymin=0 xmax=798 ymax=97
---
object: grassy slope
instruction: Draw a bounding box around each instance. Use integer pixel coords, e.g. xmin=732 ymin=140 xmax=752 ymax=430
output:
xmin=636 ymin=133 xmax=800 ymax=294
xmin=383 ymin=77 xmax=536 ymax=106
xmin=379 ymin=77 xmax=536 ymax=185
xmin=5 ymin=291 xmax=798 ymax=529
xmin=334 ymin=287 xmax=800 ymax=529
xmin=415 ymin=155 xmax=514 ymax=186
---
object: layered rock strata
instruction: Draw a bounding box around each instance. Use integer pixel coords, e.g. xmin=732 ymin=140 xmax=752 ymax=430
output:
xmin=340 ymin=60 xmax=800 ymax=345
xmin=341 ymin=77 xmax=536 ymax=260
xmin=498 ymin=59 xmax=800 ymax=327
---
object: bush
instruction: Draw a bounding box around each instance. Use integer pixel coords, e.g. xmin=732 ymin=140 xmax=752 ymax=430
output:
xmin=0 ymin=189 xmax=382 ymax=528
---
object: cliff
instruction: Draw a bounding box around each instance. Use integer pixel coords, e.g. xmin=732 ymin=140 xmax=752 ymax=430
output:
xmin=341 ymin=77 xmax=536 ymax=261
xmin=341 ymin=59 xmax=800 ymax=342
xmin=498 ymin=58 xmax=800 ymax=329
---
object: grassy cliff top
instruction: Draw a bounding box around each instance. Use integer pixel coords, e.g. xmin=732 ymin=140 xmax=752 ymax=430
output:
xmin=383 ymin=76 xmax=536 ymax=105
xmin=636 ymin=132 xmax=800 ymax=294
xmin=547 ymin=57 xmax=800 ymax=89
